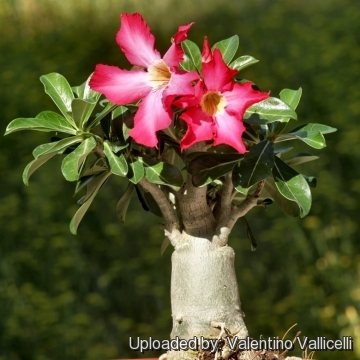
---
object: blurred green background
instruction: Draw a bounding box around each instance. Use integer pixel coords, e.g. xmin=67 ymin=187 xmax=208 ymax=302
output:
xmin=1 ymin=0 xmax=359 ymax=359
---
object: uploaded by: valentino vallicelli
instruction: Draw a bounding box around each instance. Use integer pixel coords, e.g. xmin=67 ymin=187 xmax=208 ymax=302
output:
xmin=129 ymin=335 xmax=353 ymax=353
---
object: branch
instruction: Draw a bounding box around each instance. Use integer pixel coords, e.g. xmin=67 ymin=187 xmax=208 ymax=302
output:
xmin=138 ymin=178 xmax=179 ymax=232
xmin=212 ymin=172 xmax=233 ymax=222
xmin=220 ymin=172 xmax=233 ymax=216
xmin=213 ymin=180 xmax=265 ymax=246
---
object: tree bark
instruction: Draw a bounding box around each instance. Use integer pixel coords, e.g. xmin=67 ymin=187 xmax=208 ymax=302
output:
xmin=165 ymin=231 xmax=249 ymax=360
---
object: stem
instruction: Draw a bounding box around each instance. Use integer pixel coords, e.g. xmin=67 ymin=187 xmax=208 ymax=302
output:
xmin=138 ymin=178 xmax=178 ymax=232
xmin=213 ymin=180 xmax=265 ymax=245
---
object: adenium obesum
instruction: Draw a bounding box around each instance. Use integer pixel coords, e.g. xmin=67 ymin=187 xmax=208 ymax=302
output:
xmin=89 ymin=12 xmax=269 ymax=153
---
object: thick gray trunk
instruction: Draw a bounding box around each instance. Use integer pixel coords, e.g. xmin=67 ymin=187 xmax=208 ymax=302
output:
xmin=164 ymin=232 xmax=249 ymax=360
xmin=170 ymin=234 xmax=247 ymax=340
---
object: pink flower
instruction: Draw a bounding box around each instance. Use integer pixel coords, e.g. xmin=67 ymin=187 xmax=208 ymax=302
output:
xmin=175 ymin=48 xmax=269 ymax=153
xmin=89 ymin=13 xmax=198 ymax=147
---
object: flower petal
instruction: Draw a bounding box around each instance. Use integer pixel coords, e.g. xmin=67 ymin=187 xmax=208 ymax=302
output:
xmin=213 ymin=111 xmax=247 ymax=153
xmin=202 ymin=37 xmax=212 ymax=63
xmin=173 ymin=80 xmax=204 ymax=108
xmin=223 ymin=82 xmax=270 ymax=118
xmin=172 ymin=23 xmax=194 ymax=44
xmin=89 ymin=64 xmax=151 ymax=104
xmin=202 ymin=49 xmax=237 ymax=91
xmin=165 ymin=70 xmax=199 ymax=98
xmin=163 ymin=42 xmax=184 ymax=69
xmin=116 ymin=13 xmax=161 ymax=68
xmin=129 ymin=91 xmax=172 ymax=147
xmin=180 ymin=108 xmax=214 ymax=150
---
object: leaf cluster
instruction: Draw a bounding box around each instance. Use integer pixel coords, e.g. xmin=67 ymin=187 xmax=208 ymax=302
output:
xmin=5 ymin=36 xmax=336 ymax=242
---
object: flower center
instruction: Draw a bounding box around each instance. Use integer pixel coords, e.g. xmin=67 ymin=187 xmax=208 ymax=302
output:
xmin=200 ymin=91 xmax=226 ymax=116
xmin=148 ymin=60 xmax=171 ymax=89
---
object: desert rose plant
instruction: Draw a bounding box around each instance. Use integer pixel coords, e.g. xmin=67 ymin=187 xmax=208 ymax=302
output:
xmin=5 ymin=13 xmax=336 ymax=360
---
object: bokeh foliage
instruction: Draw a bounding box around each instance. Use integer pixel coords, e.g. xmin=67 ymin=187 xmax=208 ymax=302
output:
xmin=1 ymin=0 xmax=359 ymax=359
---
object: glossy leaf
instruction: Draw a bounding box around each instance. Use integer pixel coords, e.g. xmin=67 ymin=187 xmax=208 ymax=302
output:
xmin=180 ymin=40 xmax=202 ymax=72
xmin=234 ymin=183 xmax=249 ymax=195
xmin=128 ymin=158 xmax=145 ymax=184
xmin=61 ymin=137 xmax=97 ymax=181
xmin=230 ymin=55 xmax=259 ymax=71
xmin=22 ymin=152 xmax=58 ymax=186
xmin=278 ymin=88 xmax=302 ymax=123
xmin=188 ymin=154 xmax=242 ymax=187
xmin=112 ymin=105 xmax=128 ymax=120
xmin=40 ymin=135 xmax=85 ymax=156
xmin=245 ymin=97 xmax=298 ymax=123
xmin=212 ymin=35 xmax=239 ymax=64
xmin=233 ymin=140 xmax=274 ymax=188
xmin=277 ymin=123 xmax=336 ymax=149
xmin=142 ymin=190 xmax=163 ymax=217
xmin=5 ymin=111 xmax=76 ymax=135
xmin=75 ymin=160 xmax=109 ymax=196
xmin=263 ymin=177 xmax=300 ymax=217
xmin=40 ymin=73 xmax=75 ymax=124
xmin=71 ymin=98 xmax=97 ymax=129
xmin=285 ymin=153 xmax=319 ymax=166
xmin=32 ymin=142 xmax=60 ymax=158
xmin=268 ymin=121 xmax=288 ymax=136
xmin=87 ymin=101 xmax=117 ymax=130
xmin=116 ymin=182 xmax=135 ymax=223
xmin=290 ymin=123 xmax=337 ymax=135
xmin=280 ymin=88 xmax=302 ymax=110
xmin=70 ymin=171 xmax=111 ymax=234
xmin=72 ymin=73 xmax=101 ymax=101
xmin=272 ymin=156 xmax=312 ymax=218
xmin=240 ymin=217 xmax=257 ymax=251
xmin=144 ymin=160 xmax=183 ymax=191
xmin=103 ymin=140 xmax=128 ymax=176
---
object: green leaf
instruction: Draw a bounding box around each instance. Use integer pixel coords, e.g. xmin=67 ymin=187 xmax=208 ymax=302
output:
xmin=61 ymin=137 xmax=97 ymax=181
xmin=22 ymin=152 xmax=58 ymax=186
xmin=234 ymin=184 xmax=249 ymax=195
xmin=277 ymin=123 xmax=336 ymax=149
xmin=272 ymin=156 xmax=312 ymax=218
xmin=279 ymin=88 xmax=302 ymax=110
xmin=232 ymin=140 xmax=274 ymax=188
xmin=212 ymin=35 xmax=239 ymax=64
xmin=72 ymin=73 xmax=101 ymax=101
xmin=70 ymin=172 xmax=111 ymax=234
xmin=32 ymin=143 xmax=60 ymax=158
xmin=144 ymin=160 xmax=183 ymax=191
xmin=112 ymin=105 xmax=128 ymax=120
xmin=40 ymin=73 xmax=75 ymax=125
xmin=229 ymin=55 xmax=259 ymax=71
xmin=71 ymin=98 xmax=97 ymax=130
xmin=103 ymin=140 xmax=128 ymax=176
xmin=263 ymin=177 xmax=300 ymax=217
xmin=128 ymin=158 xmax=145 ymax=184
xmin=87 ymin=101 xmax=117 ymax=130
xmin=245 ymin=97 xmax=298 ymax=123
xmin=5 ymin=111 xmax=76 ymax=135
xmin=187 ymin=153 xmax=242 ymax=187
xmin=285 ymin=153 xmax=319 ymax=166
xmin=290 ymin=123 xmax=337 ymax=136
xmin=116 ymin=182 xmax=135 ymax=223
xmin=278 ymin=88 xmax=302 ymax=123
xmin=180 ymin=40 xmax=202 ymax=72
xmin=268 ymin=121 xmax=288 ymax=136
xmin=240 ymin=217 xmax=257 ymax=251
xmin=39 ymin=134 xmax=85 ymax=156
